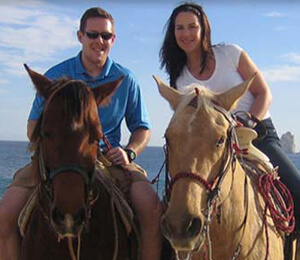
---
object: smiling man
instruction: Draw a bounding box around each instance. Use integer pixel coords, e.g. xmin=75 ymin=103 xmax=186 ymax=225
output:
xmin=0 ymin=7 xmax=162 ymax=260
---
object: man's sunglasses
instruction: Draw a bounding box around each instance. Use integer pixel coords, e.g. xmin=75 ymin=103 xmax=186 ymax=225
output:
xmin=84 ymin=31 xmax=114 ymax=41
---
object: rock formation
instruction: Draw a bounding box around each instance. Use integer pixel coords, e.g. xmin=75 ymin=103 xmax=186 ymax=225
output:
xmin=280 ymin=131 xmax=296 ymax=154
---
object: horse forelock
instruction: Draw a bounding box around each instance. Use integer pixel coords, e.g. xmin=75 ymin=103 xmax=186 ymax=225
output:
xmin=30 ymin=78 xmax=95 ymax=148
xmin=173 ymin=84 xmax=216 ymax=123
xmin=57 ymin=78 xmax=94 ymax=120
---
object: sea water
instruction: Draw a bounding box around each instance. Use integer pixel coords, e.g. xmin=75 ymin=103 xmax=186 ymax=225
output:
xmin=1 ymin=140 xmax=300 ymax=199
xmin=0 ymin=141 xmax=166 ymax=198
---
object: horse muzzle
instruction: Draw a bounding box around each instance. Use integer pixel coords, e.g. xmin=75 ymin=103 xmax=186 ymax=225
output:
xmin=161 ymin=213 xmax=205 ymax=251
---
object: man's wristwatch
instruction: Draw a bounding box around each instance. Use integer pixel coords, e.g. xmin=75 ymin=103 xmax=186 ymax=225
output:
xmin=125 ymin=149 xmax=136 ymax=163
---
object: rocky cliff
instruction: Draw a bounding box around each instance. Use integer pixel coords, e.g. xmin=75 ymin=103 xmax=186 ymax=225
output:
xmin=280 ymin=131 xmax=297 ymax=154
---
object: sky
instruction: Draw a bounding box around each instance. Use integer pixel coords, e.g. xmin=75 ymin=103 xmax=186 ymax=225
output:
xmin=0 ymin=0 xmax=300 ymax=150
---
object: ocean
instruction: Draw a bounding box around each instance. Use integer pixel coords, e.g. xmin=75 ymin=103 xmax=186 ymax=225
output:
xmin=0 ymin=140 xmax=166 ymax=198
xmin=1 ymin=140 xmax=300 ymax=199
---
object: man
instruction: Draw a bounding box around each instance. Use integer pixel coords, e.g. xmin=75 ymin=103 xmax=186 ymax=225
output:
xmin=0 ymin=7 xmax=162 ymax=260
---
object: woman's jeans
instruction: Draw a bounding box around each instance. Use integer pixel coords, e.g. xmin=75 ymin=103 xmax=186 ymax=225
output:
xmin=253 ymin=117 xmax=300 ymax=217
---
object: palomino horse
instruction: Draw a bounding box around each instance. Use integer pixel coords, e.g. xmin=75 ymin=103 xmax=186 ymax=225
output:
xmin=154 ymin=75 xmax=295 ymax=260
xmin=21 ymin=65 xmax=137 ymax=260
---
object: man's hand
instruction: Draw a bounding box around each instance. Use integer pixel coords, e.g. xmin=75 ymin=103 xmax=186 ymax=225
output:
xmin=105 ymin=147 xmax=131 ymax=165
xmin=104 ymin=128 xmax=150 ymax=165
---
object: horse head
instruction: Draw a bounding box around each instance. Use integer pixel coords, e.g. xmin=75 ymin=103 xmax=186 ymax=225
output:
xmin=25 ymin=64 xmax=123 ymax=238
xmin=154 ymin=75 xmax=255 ymax=254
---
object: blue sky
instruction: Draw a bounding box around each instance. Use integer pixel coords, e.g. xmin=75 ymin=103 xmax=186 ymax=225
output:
xmin=0 ymin=0 xmax=300 ymax=150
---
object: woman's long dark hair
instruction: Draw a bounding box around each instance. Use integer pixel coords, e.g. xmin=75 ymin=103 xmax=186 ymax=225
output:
xmin=159 ymin=2 xmax=212 ymax=88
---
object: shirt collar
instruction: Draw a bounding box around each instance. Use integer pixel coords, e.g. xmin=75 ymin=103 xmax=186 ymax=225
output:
xmin=75 ymin=51 xmax=114 ymax=79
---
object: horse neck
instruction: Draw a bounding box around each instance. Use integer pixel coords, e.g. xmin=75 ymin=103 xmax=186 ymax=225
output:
xmin=209 ymin=161 xmax=252 ymax=254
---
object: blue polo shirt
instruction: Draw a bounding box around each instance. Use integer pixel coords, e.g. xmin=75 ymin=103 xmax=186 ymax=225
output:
xmin=28 ymin=52 xmax=151 ymax=148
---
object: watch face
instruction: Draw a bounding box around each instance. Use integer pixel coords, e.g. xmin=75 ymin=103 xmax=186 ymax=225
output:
xmin=129 ymin=152 xmax=135 ymax=160
xmin=126 ymin=149 xmax=136 ymax=162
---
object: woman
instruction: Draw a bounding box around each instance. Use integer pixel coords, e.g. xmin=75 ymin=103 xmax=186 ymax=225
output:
xmin=159 ymin=2 xmax=300 ymax=217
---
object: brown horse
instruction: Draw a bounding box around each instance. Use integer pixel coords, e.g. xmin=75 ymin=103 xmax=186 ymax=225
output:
xmin=21 ymin=65 xmax=137 ymax=260
xmin=154 ymin=75 xmax=294 ymax=260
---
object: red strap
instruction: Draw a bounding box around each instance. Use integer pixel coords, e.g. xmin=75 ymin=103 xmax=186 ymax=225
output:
xmin=232 ymin=143 xmax=248 ymax=155
xmin=103 ymin=135 xmax=113 ymax=150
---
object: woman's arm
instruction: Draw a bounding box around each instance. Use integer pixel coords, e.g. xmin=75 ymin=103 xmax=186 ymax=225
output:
xmin=237 ymin=51 xmax=272 ymax=120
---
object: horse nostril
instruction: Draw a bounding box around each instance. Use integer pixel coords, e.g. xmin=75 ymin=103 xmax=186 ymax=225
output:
xmin=187 ymin=217 xmax=202 ymax=237
xmin=74 ymin=208 xmax=86 ymax=225
xmin=51 ymin=207 xmax=64 ymax=225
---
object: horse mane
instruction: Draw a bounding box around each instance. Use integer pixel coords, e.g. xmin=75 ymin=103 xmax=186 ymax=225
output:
xmin=29 ymin=77 xmax=93 ymax=151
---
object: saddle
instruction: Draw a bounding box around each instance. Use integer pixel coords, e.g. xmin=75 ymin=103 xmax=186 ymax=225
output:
xmin=235 ymin=126 xmax=274 ymax=171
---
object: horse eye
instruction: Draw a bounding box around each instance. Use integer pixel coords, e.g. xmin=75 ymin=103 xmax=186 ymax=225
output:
xmin=216 ymin=136 xmax=225 ymax=147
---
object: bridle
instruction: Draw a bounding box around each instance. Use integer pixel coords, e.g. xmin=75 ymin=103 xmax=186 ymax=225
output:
xmin=37 ymin=143 xmax=97 ymax=197
xmin=164 ymin=97 xmax=241 ymax=260
xmin=165 ymin=98 xmax=238 ymax=204
xmin=36 ymin=80 xmax=98 ymax=202
xmin=35 ymin=80 xmax=100 ymax=260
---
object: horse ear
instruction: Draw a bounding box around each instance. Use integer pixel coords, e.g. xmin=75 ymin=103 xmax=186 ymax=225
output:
xmin=24 ymin=64 xmax=52 ymax=98
xmin=216 ymin=73 xmax=256 ymax=111
xmin=92 ymin=76 xmax=124 ymax=106
xmin=153 ymin=75 xmax=181 ymax=110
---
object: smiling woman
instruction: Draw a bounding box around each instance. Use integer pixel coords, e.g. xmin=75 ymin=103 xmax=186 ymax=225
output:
xmin=159 ymin=2 xmax=300 ymax=235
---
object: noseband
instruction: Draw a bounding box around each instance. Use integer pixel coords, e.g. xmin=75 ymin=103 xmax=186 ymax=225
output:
xmin=164 ymin=99 xmax=239 ymax=259
xmin=38 ymin=144 xmax=96 ymax=189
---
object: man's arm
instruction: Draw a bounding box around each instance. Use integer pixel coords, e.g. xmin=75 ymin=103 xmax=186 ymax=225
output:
xmin=105 ymin=128 xmax=151 ymax=165
xmin=125 ymin=128 xmax=151 ymax=155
